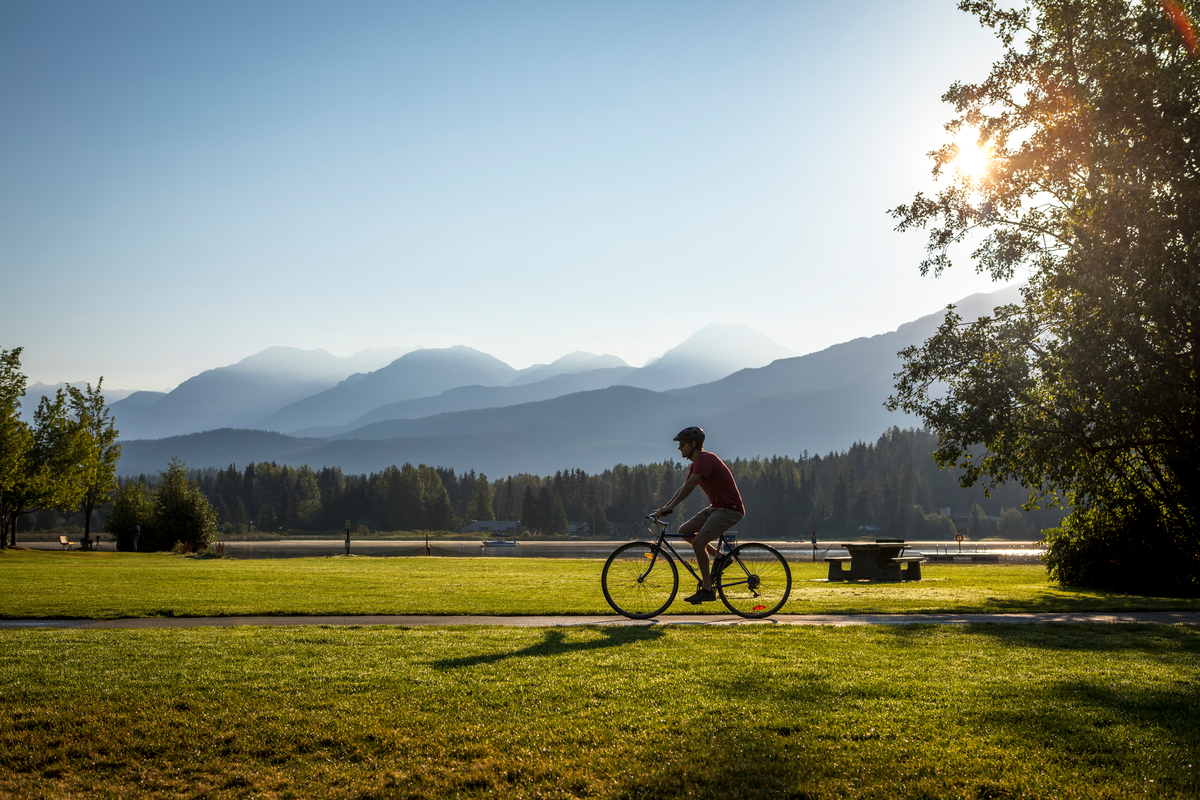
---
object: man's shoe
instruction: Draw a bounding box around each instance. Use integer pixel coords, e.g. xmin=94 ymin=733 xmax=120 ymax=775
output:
xmin=684 ymin=588 xmax=717 ymax=604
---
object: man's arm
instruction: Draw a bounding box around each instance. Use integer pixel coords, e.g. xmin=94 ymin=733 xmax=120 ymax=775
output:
xmin=654 ymin=473 xmax=702 ymax=517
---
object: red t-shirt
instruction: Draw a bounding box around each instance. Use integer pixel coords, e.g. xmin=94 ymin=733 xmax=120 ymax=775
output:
xmin=687 ymin=451 xmax=745 ymax=513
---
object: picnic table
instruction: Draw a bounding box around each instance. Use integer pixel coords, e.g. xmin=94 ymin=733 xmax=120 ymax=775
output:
xmin=826 ymin=538 xmax=925 ymax=582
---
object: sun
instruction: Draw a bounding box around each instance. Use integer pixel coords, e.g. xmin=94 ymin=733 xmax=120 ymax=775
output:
xmin=953 ymin=127 xmax=991 ymax=180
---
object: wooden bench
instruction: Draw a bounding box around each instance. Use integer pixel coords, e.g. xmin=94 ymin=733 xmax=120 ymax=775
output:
xmin=892 ymin=556 xmax=925 ymax=581
xmin=825 ymin=556 xmax=853 ymax=581
xmin=59 ymin=535 xmax=77 ymax=550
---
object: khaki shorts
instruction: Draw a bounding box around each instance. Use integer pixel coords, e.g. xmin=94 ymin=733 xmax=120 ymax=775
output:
xmin=685 ymin=506 xmax=744 ymax=546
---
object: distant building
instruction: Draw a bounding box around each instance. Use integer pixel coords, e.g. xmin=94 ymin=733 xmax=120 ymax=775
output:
xmin=461 ymin=520 xmax=519 ymax=534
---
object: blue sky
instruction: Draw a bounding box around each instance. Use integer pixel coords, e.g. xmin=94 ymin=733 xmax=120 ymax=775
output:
xmin=1 ymin=0 xmax=1013 ymax=390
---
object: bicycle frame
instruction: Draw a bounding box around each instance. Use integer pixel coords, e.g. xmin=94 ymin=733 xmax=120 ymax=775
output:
xmin=641 ymin=515 xmax=750 ymax=590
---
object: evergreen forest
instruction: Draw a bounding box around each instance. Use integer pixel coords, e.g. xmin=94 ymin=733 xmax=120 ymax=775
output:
xmin=88 ymin=427 xmax=1063 ymax=541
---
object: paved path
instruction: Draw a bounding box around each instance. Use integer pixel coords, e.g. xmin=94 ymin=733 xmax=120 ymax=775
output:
xmin=1 ymin=611 xmax=1196 ymax=629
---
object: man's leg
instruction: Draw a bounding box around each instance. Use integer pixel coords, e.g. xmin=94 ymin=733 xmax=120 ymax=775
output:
xmin=679 ymin=514 xmax=719 ymax=591
xmin=691 ymin=509 xmax=744 ymax=593
xmin=679 ymin=510 xmax=719 ymax=601
xmin=693 ymin=538 xmax=714 ymax=592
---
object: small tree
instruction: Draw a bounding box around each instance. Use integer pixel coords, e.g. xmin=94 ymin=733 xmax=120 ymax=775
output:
xmin=105 ymin=479 xmax=152 ymax=550
xmin=149 ymin=458 xmax=217 ymax=551
xmin=521 ymin=486 xmax=539 ymax=532
xmin=545 ymin=489 xmax=569 ymax=534
xmin=468 ymin=473 xmax=495 ymax=521
xmin=997 ymin=508 xmax=1029 ymax=539
xmin=67 ymin=380 xmax=121 ymax=545
xmin=926 ymin=511 xmax=959 ymax=541
xmin=582 ymin=482 xmax=608 ymax=534
xmin=256 ymin=504 xmax=278 ymax=531
xmin=419 ymin=466 xmax=456 ymax=530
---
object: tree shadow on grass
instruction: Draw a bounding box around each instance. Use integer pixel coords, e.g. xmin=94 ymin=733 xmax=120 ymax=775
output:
xmin=612 ymin=676 xmax=879 ymax=800
xmin=963 ymin=589 xmax=1200 ymax=613
xmin=433 ymin=625 xmax=666 ymax=670
xmin=953 ymin=622 xmax=1200 ymax=653
xmin=979 ymin=678 xmax=1200 ymax=792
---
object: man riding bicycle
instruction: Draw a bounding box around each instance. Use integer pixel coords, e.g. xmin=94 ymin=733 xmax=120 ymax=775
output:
xmin=652 ymin=426 xmax=745 ymax=604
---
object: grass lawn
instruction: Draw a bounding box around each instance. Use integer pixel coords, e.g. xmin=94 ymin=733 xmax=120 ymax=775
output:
xmin=1 ymin=624 xmax=1197 ymax=798
xmin=3 ymin=548 xmax=1199 ymax=619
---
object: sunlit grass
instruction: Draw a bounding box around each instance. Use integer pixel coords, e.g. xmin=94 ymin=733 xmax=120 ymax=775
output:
xmin=1 ymin=624 xmax=1196 ymax=798
xmin=2 ymin=548 xmax=1197 ymax=619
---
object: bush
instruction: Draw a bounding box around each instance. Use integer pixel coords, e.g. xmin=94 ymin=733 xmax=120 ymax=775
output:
xmin=1044 ymin=501 xmax=1200 ymax=598
xmin=105 ymin=480 xmax=152 ymax=551
xmin=144 ymin=458 xmax=217 ymax=552
xmin=923 ymin=511 xmax=958 ymax=540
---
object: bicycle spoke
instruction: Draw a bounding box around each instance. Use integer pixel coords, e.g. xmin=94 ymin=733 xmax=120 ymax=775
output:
xmin=602 ymin=542 xmax=679 ymax=619
xmin=716 ymin=543 xmax=791 ymax=618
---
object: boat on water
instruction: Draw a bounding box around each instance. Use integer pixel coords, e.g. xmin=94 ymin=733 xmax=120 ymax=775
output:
xmin=481 ymin=539 xmax=518 ymax=547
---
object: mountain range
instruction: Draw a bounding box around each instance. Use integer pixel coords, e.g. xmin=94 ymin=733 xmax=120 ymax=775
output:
xmin=19 ymin=382 xmax=137 ymax=420
xmin=114 ymin=286 xmax=1022 ymax=477
xmin=104 ymin=323 xmax=795 ymax=440
xmin=108 ymin=346 xmax=410 ymax=439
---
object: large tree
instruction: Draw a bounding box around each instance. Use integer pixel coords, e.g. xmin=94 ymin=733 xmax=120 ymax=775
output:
xmin=0 ymin=349 xmax=32 ymax=548
xmin=888 ymin=0 xmax=1200 ymax=593
xmin=67 ymin=380 xmax=121 ymax=546
xmin=2 ymin=390 xmax=90 ymax=546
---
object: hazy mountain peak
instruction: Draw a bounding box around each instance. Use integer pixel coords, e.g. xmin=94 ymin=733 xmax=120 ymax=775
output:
xmin=258 ymin=344 xmax=520 ymax=431
xmin=349 ymin=346 xmax=414 ymax=360
xmin=552 ymin=351 xmax=629 ymax=367
xmin=386 ymin=345 xmax=514 ymax=370
xmin=224 ymin=346 xmax=413 ymax=378
xmin=227 ymin=347 xmax=340 ymax=376
xmin=644 ymin=323 xmax=797 ymax=379
xmin=507 ymin=351 xmax=630 ymax=386
xmin=109 ymin=345 xmax=417 ymax=439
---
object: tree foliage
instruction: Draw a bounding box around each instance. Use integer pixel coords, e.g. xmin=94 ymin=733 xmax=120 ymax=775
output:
xmin=105 ymin=478 xmax=152 ymax=550
xmin=0 ymin=348 xmax=31 ymax=547
xmin=0 ymin=347 xmax=123 ymax=547
xmin=146 ymin=458 xmax=218 ymax=551
xmin=467 ymin=473 xmax=495 ymax=521
xmin=67 ymin=380 xmax=121 ymax=543
xmin=1 ymin=389 xmax=89 ymax=545
xmin=190 ymin=428 xmax=1055 ymax=539
xmin=888 ymin=0 xmax=1200 ymax=594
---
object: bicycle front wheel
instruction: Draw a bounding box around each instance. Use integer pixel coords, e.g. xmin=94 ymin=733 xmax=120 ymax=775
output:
xmin=602 ymin=541 xmax=679 ymax=619
xmin=716 ymin=543 xmax=792 ymax=618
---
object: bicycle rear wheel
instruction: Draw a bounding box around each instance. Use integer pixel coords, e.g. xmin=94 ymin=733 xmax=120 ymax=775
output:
xmin=716 ymin=543 xmax=792 ymax=618
xmin=602 ymin=541 xmax=679 ymax=619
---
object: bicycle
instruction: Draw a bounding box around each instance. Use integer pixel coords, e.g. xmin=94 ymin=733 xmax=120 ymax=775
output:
xmin=601 ymin=511 xmax=792 ymax=619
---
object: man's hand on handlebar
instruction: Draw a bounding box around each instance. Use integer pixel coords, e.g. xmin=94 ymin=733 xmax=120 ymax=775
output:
xmin=650 ymin=507 xmax=674 ymax=520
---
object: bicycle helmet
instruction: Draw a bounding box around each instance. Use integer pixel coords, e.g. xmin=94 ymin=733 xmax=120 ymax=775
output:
xmin=672 ymin=426 xmax=705 ymax=445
